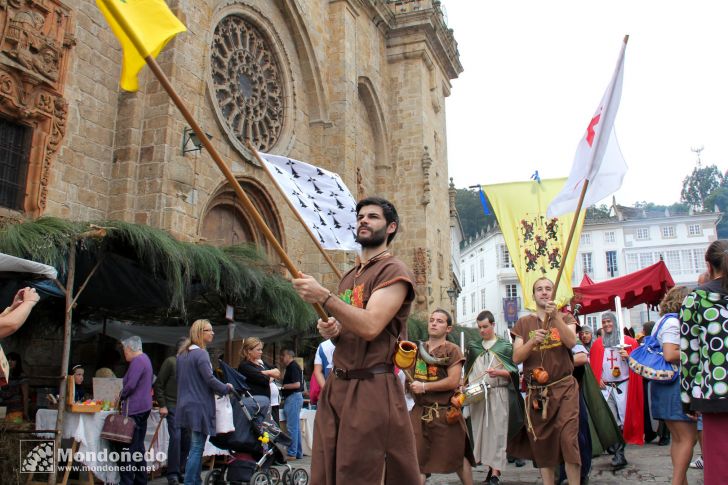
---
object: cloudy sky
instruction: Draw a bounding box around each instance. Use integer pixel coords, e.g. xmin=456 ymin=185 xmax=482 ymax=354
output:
xmin=444 ymin=0 xmax=728 ymax=207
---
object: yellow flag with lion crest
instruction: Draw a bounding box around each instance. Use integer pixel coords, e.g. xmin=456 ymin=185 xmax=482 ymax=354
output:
xmin=482 ymin=178 xmax=585 ymax=311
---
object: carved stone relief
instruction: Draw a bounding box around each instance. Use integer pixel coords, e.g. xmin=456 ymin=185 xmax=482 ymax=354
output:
xmin=210 ymin=15 xmax=285 ymax=156
xmin=0 ymin=0 xmax=74 ymax=215
xmin=413 ymin=247 xmax=429 ymax=286
xmin=421 ymin=146 xmax=432 ymax=205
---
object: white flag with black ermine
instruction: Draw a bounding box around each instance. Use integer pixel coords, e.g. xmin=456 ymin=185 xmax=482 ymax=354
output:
xmin=258 ymin=151 xmax=360 ymax=251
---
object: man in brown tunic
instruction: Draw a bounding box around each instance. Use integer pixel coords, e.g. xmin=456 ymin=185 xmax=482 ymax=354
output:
xmin=293 ymin=197 xmax=421 ymax=485
xmin=409 ymin=308 xmax=474 ymax=484
xmin=511 ymin=277 xmax=581 ymax=485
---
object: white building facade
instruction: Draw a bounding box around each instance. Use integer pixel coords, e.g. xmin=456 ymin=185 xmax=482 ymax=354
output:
xmin=457 ymin=205 xmax=720 ymax=337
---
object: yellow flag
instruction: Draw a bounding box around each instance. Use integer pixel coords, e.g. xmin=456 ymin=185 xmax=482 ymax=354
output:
xmin=97 ymin=0 xmax=186 ymax=91
xmin=482 ymin=178 xmax=585 ymax=311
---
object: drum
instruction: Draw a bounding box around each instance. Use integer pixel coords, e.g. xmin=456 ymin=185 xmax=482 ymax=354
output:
xmin=462 ymin=381 xmax=488 ymax=406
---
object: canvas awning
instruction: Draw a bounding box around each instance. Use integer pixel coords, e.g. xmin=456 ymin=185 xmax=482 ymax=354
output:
xmin=74 ymin=319 xmax=295 ymax=346
xmin=579 ymin=273 xmax=595 ymax=286
xmin=0 ymin=252 xmax=57 ymax=279
xmin=571 ymin=261 xmax=675 ymax=314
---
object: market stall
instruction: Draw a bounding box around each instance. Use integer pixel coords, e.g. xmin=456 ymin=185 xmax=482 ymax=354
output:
xmin=0 ymin=217 xmax=315 ymax=484
xmin=571 ymin=260 xmax=675 ymax=315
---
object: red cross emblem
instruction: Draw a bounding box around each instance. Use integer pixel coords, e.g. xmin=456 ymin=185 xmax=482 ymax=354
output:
xmin=586 ymin=112 xmax=601 ymax=147
xmin=606 ymin=350 xmax=619 ymax=368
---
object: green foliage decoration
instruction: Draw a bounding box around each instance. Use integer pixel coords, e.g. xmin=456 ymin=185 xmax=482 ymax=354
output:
xmin=0 ymin=217 xmax=315 ymax=330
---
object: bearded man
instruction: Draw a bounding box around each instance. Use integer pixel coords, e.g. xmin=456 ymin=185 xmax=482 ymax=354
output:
xmin=588 ymin=311 xmax=644 ymax=469
xmin=293 ymin=197 xmax=420 ymax=485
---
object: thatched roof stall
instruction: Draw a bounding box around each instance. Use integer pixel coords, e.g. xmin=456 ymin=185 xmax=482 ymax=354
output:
xmin=0 ymin=216 xmax=315 ymax=482
xmin=0 ymin=217 xmax=315 ymax=327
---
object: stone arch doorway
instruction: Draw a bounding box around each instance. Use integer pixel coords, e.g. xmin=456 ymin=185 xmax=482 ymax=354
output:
xmin=200 ymin=178 xmax=284 ymax=262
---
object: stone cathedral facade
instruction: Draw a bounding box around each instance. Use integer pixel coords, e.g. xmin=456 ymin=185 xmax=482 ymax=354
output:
xmin=0 ymin=0 xmax=462 ymax=317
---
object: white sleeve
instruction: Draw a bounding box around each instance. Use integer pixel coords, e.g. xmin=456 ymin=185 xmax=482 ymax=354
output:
xmin=571 ymin=343 xmax=587 ymax=355
xmin=659 ymin=316 xmax=681 ymax=346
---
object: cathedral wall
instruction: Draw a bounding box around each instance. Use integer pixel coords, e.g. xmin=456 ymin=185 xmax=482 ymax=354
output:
xmin=38 ymin=0 xmax=461 ymax=311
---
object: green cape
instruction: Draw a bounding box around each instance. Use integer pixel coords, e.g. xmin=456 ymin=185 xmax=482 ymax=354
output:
xmin=580 ymin=362 xmax=624 ymax=455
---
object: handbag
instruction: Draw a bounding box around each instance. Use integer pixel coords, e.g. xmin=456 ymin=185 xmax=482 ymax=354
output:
xmin=628 ymin=313 xmax=679 ymax=383
xmin=215 ymin=394 xmax=235 ymax=434
xmin=100 ymin=401 xmax=136 ymax=444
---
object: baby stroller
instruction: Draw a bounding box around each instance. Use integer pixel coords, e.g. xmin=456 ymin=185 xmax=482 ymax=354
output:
xmin=206 ymin=361 xmax=309 ymax=485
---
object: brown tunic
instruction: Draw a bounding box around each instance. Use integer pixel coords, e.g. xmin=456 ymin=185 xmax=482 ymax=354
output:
xmin=310 ymin=254 xmax=420 ymax=485
xmin=409 ymin=340 xmax=473 ymax=474
xmin=509 ymin=313 xmax=580 ymax=467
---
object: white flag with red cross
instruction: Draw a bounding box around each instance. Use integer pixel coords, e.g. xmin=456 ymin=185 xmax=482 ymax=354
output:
xmin=547 ymin=37 xmax=629 ymax=218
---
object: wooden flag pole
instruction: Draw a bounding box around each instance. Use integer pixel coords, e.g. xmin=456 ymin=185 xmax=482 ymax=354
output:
xmin=551 ymin=179 xmax=589 ymax=295
xmin=100 ymin=0 xmax=326 ymax=319
xmin=539 ymin=179 xmax=588 ymax=333
xmin=552 ymin=37 xmax=628 ymax=297
xmin=249 ymin=142 xmax=343 ymax=281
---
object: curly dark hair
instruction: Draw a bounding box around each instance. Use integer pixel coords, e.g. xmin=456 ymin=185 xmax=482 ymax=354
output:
xmin=659 ymin=286 xmax=690 ymax=315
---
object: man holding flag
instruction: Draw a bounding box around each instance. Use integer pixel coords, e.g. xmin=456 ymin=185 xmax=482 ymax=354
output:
xmin=510 ymin=277 xmax=582 ymax=485
xmin=479 ymin=36 xmax=632 ymax=485
xmin=293 ymin=197 xmax=421 ymax=485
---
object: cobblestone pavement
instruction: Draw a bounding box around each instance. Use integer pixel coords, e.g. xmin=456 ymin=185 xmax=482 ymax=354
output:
xmin=153 ymin=442 xmax=704 ymax=484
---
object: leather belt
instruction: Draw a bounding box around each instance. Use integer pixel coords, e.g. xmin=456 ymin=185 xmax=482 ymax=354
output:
xmin=605 ymin=379 xmax=629 ymax=386
xmin=333 ymin=364 xmax=394 ymax=380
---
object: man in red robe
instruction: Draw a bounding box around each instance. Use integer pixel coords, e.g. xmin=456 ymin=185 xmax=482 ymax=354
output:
xmin=589 ymin=311 xmax=643 ymax=469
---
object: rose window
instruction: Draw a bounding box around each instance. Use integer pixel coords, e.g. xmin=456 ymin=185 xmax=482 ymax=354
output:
xmin=210 ymin=16 xmax=284 ymax=153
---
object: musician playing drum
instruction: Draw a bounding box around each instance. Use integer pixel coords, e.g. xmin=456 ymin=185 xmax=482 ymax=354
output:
xmin=464 ymin=310 xmax=521 ymax=484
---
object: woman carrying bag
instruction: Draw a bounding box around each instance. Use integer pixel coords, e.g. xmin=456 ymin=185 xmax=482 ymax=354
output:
xmin=649 ymin=286 xmax=695 ymax=485
xmin=681 ymin=240 xmax=728 ymax=485
xmin=176 ymin=320 xmax=233 ymax=485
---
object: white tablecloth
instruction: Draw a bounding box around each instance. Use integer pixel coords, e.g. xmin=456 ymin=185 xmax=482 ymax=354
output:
xmin=300 ymin=408 xmax=316 ymax=456
xmin=36 ymin=408 xmax=169 ymax=483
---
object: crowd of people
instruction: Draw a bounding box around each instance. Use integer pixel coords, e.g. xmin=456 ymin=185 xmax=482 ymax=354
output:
xmin=3 ymin=197 xmax=727 ymax=485
xmin=86 ymin=324 xmax=307 ymax=485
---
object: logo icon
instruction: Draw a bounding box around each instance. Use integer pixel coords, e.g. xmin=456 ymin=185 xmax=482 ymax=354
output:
xmin=20 ymin=440 xmax=55 ymax=473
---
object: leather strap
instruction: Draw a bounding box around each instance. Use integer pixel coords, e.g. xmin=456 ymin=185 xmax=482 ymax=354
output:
xmin=333 ymin=364 xmax=394 ymax=380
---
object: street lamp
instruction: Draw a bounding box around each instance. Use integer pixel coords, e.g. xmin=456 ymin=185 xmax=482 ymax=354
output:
xmin=441 ymin=287 xmax=457 ymax=305
xmin=182 ymin=127 xmax=213 ymax=155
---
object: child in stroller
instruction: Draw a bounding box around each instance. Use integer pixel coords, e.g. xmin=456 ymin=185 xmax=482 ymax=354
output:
xmin=206 ymin=361 xmax=309 ymax=485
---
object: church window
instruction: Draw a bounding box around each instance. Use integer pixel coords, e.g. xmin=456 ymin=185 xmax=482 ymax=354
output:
xmin=0 ymin=118 xmax=32 ymax=211
xmin=210 ymin=15 xmax=285 ymax=154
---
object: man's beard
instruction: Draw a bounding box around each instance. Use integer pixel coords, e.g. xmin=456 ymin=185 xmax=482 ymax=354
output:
xmin=602 ymin=328 xmax=620 ymax=348
xmin=355 ymin=225 xmax=387 ymax=248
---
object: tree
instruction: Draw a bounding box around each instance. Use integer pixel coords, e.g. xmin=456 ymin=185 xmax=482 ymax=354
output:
xmin=681 ymin=164 xmax=724 ymax=211
xmin=705 ymin=186 xmax=728 ymax=238
xmin=586 ymin=204 xmax=611 ymax=220
xmin=454 ymin=188 xmax=496 ymax=241
xmin=633 ymin=201 xmax=690 ymax=213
